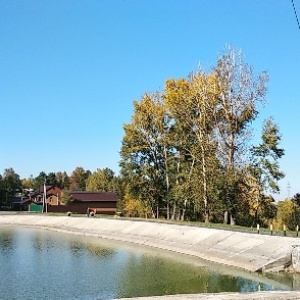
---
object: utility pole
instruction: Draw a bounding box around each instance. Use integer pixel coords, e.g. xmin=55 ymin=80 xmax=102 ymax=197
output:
xmin=43 ymin=179 xmax=47 ymax=213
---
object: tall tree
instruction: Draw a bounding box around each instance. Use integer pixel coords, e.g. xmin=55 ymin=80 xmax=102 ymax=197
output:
xmin=55 ymin=171 xmax=70 ymax=190
xmin=164 ymin=71 xmax=219 ymax=222
xmin=46 ymin=172 xmax=58 ymax=186
xmin=32 ymin=172 xmax=47 ymax=191
xmin=120 ymin=92 xmax=172 ymax=218
xmin=213 ymin=48 xmax=268 ymax=224
xmin=2 ymin=168 xmax=21 ymax=207
xmin=250 ymin=117 xmax=285 ymax=223
xmin=21 ymin=175 xmax=35 ymax=190
xmin=86 ymin=168 xmax=118 ymax=191
xmin=0 ymin=175 xmax=5 ymax=207
xmin=291 ymin=193 xmax=300 ymax=229
xmin=69 ymin=167 xmax=91 ymax=191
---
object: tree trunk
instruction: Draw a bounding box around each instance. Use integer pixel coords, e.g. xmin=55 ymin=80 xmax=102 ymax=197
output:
xmin=230 ymin=213 xmax=236 ymax=226
xmin=223 ymin=210 xmax=228 ymax=224
xmin=181 ymin=200 xmax=187 ymax=221
xmin=171 ymin=201 xmax=176 ymax=220
xmin=181 ymin=209 xmax=185 ymax=221
xmin=200 ymin=132 xmax=209 ymax=224
xmin=163 ymin=145 xmax=170 ymax=220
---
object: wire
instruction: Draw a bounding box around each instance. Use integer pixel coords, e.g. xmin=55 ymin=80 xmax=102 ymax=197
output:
xmin=291 ymin=0 xmax=300 ymax=32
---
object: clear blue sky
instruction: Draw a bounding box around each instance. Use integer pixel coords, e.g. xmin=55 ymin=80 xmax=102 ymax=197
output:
xmin=1 ymin=0 xmax=299 ymax=200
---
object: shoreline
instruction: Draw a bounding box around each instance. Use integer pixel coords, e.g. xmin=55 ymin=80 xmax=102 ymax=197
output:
xmin=1 ymin=214 xmax=300 ymax=300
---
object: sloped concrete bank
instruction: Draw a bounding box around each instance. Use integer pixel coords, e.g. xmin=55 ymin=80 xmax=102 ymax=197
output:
xmin=116 ymin=291 xmax=300 ymax=300
xmin=2 ymin=214 xmax=300 ymax=300
xmin=0 ymin=214 xmax=299 ymax=273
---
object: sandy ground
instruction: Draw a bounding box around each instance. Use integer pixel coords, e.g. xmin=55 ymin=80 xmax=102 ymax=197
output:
xmin=1 ymin=213 xmax=300 ymax=300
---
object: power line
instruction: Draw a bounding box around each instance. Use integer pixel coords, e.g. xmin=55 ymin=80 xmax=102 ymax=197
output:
xmin=291 ymin=0 xmax=300 ymax=32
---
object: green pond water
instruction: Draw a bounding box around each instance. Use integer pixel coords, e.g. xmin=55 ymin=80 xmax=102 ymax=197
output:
xmin=0 ymin=226 xmax=297 ymax=300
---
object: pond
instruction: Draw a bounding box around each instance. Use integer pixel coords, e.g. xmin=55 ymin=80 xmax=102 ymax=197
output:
xmin=0 ymin=226 xmax=296 ymax=300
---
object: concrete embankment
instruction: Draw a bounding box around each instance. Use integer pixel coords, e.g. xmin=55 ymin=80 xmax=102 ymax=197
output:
xmin=2 ymin=214 xmax=300 ymax=300
xmin=0 ymin=214 xmax=300 ymax=272
xmin=0 ymin=214 xmax=299 ymax=273
xmin=116 ymin=291 xmax=300 ymax=300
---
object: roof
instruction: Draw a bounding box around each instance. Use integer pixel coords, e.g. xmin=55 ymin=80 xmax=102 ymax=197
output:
xmin=69 ymin=191 xmax=118 ymax=202
xmin=12 ymin=197 xmax=30 ymax=204
xmin=39 ymin=185 xmax=62 ymax=195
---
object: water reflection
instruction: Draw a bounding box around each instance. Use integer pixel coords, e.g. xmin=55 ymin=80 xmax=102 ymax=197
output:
xmin=68 ymin=240 xmax=116 ymax=258
xmin=0 ymin=226 xmax=298 ymax=300
xmin=117 ymin=253 xmax=255 ymax=297
xmin=0 ymin=227 xmax=14 ymax=253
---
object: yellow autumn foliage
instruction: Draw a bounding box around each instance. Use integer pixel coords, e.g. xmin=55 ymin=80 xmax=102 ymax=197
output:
xmin=123 ymin=194 xmax=153 ymax=218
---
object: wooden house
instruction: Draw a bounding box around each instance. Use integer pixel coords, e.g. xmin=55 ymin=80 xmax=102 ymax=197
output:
xmin=47 ymin=191 xmax=119 ymax=215
xmin=39 ymin=185 xmax=62 ymax=206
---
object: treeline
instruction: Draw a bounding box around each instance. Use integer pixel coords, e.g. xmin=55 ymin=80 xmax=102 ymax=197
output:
xmin=0 ymin=167 xmax=121 ymax=207
xmin=119 ymin=48 xmax=285 ymax=227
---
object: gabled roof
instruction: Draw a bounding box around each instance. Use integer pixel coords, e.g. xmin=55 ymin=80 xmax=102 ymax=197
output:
xmin=39 ymin=185 xmax=62 ymax=195
xmin=70 ymin=191 xmax=118 ymax=202
xmin=12 ymin=196 xmax=30 ymax=204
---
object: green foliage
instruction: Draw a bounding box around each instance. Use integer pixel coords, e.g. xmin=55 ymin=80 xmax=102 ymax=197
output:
xmin=123 ymin=193 xmax=153 ymax=218
xmin=251 ymin=117 xmax=285 ymax=199
xmin=120 ymin=92 xmax=171 ymax=218
xmin=119 ymin=47 xmax=284 ymax=226
xmin=32 ymin=172 xmax=47 ymax=190
xmin=55 ymin=171 xmax=70 ymax=190
xmin=60 ymin=189 xmax=73 ymax=204
xmin=86 ymin=168 xmax=118 ymax=192
xmin=0 ymin=168 xmax=22 ymax=208
xmin=46 ymin=172 xmax=58 ymax=186
xmin=69 ymin=167 xmax=91 ymax=191
xmin=291 ymin=193 xmax=300 ymax=230
xmin=276 ymin=200 xmax=294 ymax=230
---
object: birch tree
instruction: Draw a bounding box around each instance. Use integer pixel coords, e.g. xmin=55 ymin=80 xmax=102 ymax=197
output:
xmin=164 ymin=71 xmax=219 ymax=222
xmin=213 ymin=48 xmax=268 ymax=224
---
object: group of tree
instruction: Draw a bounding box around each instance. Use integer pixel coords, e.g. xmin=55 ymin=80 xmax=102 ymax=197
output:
xmin=0 ymin=167 xmax=120 ymax=208
xmin=0 ymin=47 xmax=290 ymax=229
xmin=0 ymin=168 xmax=22 ymax=208
xmin=119 ymin=47 xmax=285 ymax=226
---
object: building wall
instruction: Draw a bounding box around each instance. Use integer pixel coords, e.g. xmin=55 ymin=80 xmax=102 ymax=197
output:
xmin=47 ymin=201 xmax=117 ymax=215
xmin=46 ymin=195 xmax=59 ymax=206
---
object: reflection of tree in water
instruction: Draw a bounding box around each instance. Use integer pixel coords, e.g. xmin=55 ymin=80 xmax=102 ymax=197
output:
xmin=0 ymin=228 xmax=14 ymax=253
xmin=32 ymin=235 xmax=44 ymax=252
xmin=68 ymin=240 xmax=116 ymax=259
xmin=117 ymin=253 xmax=274 ymax=298
xmin=28 ymin=229 xmax=116 ymax=260
xmin=264 ymin=271 xmax=298 ymax=290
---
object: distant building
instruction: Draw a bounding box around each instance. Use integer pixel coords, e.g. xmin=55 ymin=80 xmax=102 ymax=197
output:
xmin=46 ymin=190 xmax=119 ymax=215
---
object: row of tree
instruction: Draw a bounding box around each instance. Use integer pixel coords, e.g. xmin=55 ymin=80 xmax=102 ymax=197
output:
xmin=0 ymin=167 xmax=120 ymax=207
xmin=119 ymin=48 xmax=285 ymax=226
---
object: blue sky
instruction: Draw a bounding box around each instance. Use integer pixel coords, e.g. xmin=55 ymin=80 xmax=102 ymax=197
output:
xmin=1 ymin=1 xmax=299 ymax=200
